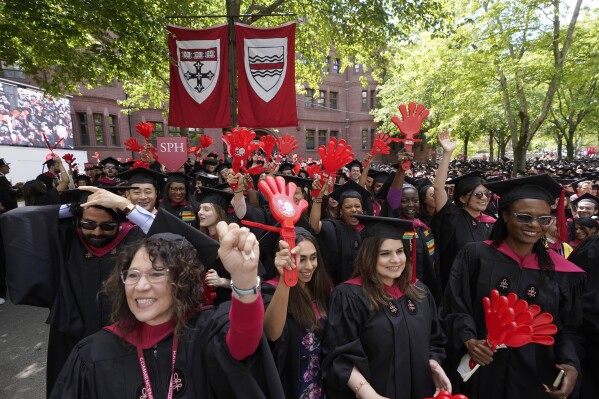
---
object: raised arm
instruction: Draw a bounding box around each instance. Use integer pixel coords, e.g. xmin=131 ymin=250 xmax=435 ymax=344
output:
xmin=433 ymin=131 xmax=456 ymax=212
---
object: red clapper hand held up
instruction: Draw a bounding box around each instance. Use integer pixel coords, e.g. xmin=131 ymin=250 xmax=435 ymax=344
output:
xmin=311 ymin=137 xmax=354 ymax=198
xmin=276 ymin=134 xmax=299 ymax=161
xmin=260 ymin=135 xmax=277 ymax=162
xmin=391 ymin=102 xmax=429 ymax=170
xmin=241 ymin=176 xmax=308 ymax=287
xmin=460 ymin=290 xmax=557 ymax=381
xmin=370 ymin=132 xmax=399 ymax=156
xmin=222 ymin=127 xmax=261 ymax=190
xmin=62 ymin=153 xmax=76 ymax=173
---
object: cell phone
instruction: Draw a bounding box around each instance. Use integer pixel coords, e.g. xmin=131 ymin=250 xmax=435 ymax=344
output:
xmin=551 ymin=369 xmax=565 ymax=391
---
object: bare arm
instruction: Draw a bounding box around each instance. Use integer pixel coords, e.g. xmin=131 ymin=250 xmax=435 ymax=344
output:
xmin=433 ymin=130 xmax=456 ymax=212
xmin=263 ymin=240 xmax=295 ymax=341
xmin=309 ymin=177 xmax=331 ymax=234
xmin=358 ymin=154 xmax=373 ymax=188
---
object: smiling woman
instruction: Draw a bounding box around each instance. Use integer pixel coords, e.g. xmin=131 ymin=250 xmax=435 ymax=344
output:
xmin=440 ymin=174 xmax=586 ymax=399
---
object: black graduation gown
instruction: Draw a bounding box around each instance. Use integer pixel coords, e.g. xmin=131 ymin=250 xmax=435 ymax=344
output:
xmin=439 ymin=241 xmax=585 ymax=399
xmin=322 ymin=280 xmax=446 ymax=399
xmin=410 ymin=222 xmax=443 ymax=304
xmin=316 ymin=219 xmax=362 ymax=285
xmin=262 ymin=282 xmax=327 ymax=399
xmin=50 ymin=303 xmax=285 ymax=399
xmin=0 ymin=205 xmax=144 ymax=396
xmin=568 ymin=235 xmax=599 ymax=398
xmin=431 ymin=200 xmax=494 ymax=289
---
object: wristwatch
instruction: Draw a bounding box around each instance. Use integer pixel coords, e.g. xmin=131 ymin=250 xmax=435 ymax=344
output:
xmin=121 ymin=202 xmax=136 ymax=216
xmin=230 ymin=277 xmax=261 ymax=299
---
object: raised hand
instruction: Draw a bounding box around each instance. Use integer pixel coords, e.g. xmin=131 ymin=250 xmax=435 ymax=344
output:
xmin=390 ymin=102 xmax=429 ymax=136
xmin=438 ymin=130 xmax=457 ymax=153
xmin=216 ymin=222 xmax=259 ymax=287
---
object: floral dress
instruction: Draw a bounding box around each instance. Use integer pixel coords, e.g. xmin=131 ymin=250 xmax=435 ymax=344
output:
xmin=299 ymin=327 xmax=324 ymax=399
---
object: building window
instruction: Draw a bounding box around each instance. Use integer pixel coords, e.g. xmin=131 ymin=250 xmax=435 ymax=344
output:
xmin=333 ymin=58 xmax=340 ymax=74
xmin=109 ymin=115 xmax=118 ymax=146
xmin=150 ymin=122 xmax=164 ymax=147
xmin=318 ymin=130 xmax=327 ymax=146
xmin=306 ymin=129 xmax=315 ymax=150
xmin=168 ymin=126 xmax=182 ymax=137
xmin=370 ymin=129 xmax=376 ymax=149
xmin=323 ymin=56 xmax=330 ymax=73
xmin=330 ymin=130 xmax=338 ymax=140
xmin=354 ymin=62 xmax=360 ymax=73
xmin=78 ymin=113 xmax=90 ymax=146
xmin=93 ymin=114 xmax=104 ymax=145
xmin=305 ymin=89 xmax=314 ymax=108
xmin=361 ymin=91 xmax=368 ymax=110
xmin=370 ymin=90 xmax=377 ymax=109
xmin=317 ymin=90 xmax=326 ymax=108
xmin=361 ymin=129 xmax=368 ymax=150
xmin=329 ymin=92 xmax=338 ymax=109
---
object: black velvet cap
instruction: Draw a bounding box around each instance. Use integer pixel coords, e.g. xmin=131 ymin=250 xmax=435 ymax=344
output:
xmin=329 ymin=180 xmax=371 ymax=203
xmin=345 ymin=159 xmax=363 ymax=172
xmin=571 ymin=193 xmax=599 ymax=208
xmin=370 ymin=170 xmax=390 ymax=184
xmin=197 ymin=186 xmax=234 ymax=210
xmin=278 ymin=161 xmax=295 ymax=174
xmin=353 ymin=215 xmax=414 ymax=240
xmin=147 ymin=209 xmax=219 ymax=269
xmin=166 ymin=172 xmax=194 ymax=184
xmin=117 ymin=167 xmax=167 ymax=188
xmin=276 ymin=174 xmax=314 ymax=190
xmin=446 ymin=171 xmax=485 ymax=189
xmin=202 ymin=158 xmax=219 ymax=166
xmin=59 ymin=186 xmax=136 ymax=205
xmin=485 ymin=174 xmax=562 ymax=206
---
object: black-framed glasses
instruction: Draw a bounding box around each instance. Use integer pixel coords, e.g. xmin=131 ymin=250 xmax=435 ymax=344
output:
xmin=120 ymin=268 xmax=169 ymax=285
xmin=511 ymin=213 xmax=555 ymax=226
xmin=80 ymin=220 xmax=119 ymax=231
xmin=104 ymin=165 xmax=117 ymax=170
xmin=473 ymin=190 xmax=493 ymax=199
xmin=169 ymin=187 xmax=186 ymax=193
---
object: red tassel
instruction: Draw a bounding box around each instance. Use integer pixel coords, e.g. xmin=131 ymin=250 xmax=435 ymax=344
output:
xmin=556 ymin=187 xmax=569 ymax=243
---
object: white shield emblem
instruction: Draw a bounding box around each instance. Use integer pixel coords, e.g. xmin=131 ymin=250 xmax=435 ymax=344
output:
xmin=244 ymin=38 xmax=288 ymax=103
xmin=176 ymin=39 xmax=220 ymax=104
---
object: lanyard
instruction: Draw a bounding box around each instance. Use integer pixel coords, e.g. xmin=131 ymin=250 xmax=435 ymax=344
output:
xmin=136 ymin=334 xmax=179 ymax=399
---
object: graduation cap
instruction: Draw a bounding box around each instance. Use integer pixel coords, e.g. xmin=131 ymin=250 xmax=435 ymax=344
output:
xmin=197 ymin=186 xmax=234 ymax=210
xmin=99 ymin=157 xmax=120 ymax=167
xmin=446 ymin=171 xmax=485 ymax=188
xmin=214 ymin=161 xmax=231 ymax=174
xmin=345 ymin=159 xmax=363 ymax=172
xmin=572 ymin=177 xmax=592 ymax=190
xmin=119 ymin=160 xmax=135 ymax=172
xmin=74 ymin=174 xmax=91 ymax=186
xmin=571 ymin=193 xmax=599 ymax=208
xmin=202 ymin=157 xmax=219 ymax=166
xmin=369 ymin=170 xmax=390 ymax=185
xmin=117 ymin=167 xmax=167 ymax=189
xmin=276 ymin=174 xmax=314 ymax=190
xmin=193 ymin=170 xmax=219 ymax=187
xmin=165 ymin=172 xmax=194 ymax=184
xmin=147 ymin=209 xmax=220 ymax=269
xmin=206 ymin=152 xmax=219 ymax=160
xmin=329 ymin=180 xmax=371 ymax=203
xmin=278 ymin=161 xmax=295 ymax=174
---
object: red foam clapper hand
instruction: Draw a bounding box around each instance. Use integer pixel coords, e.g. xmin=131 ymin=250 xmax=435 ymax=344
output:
xmin=391 ymin=102 xmax=429 ymax=170
xmin=62 ymin=153 xmax=76 ymax=173
xmin=276 ymin=134 xmax=298 ymax=158
xmin=125 ymin=137 xmax=142 ymax=153
xmin=370 ymin=132 xmax=399 ymax=156
xmin=222 ymin=127 xmax=260 ymax=189
xmin=199 ymin=135 xmax=213 ymax=149
xmin=312 ymin=137 xmax=354 ymax=197
xmin=260 ymin=135 xmax=277 ymax=162
xmin=259 ymin=175 xmax=308 ymax=287
xmin=135 ymin=122 xmax=154 ymax=141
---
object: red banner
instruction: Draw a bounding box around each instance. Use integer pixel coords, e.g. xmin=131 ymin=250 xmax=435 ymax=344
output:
xmin=157 ymin=137 xmax=188 ymax=172
xmin=236 ymin=22 xmax=297 ymax=128
xmin=167 ymin=24 xmax=230 ymax=128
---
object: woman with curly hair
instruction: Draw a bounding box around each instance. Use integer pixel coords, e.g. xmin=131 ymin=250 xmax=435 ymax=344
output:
xmin=50 ymin=222 xmax=284 ymax=399
xmin=440 ymin=174 xmax=585 ymax=399
xmin=322 ymin=215 xmax=449 ymax=399
xmin=263 ymin=228 xmax=333 ymax=399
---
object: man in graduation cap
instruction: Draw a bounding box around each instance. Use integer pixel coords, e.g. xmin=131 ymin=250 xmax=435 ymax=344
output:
xmin=117 ymin=167 xmax=166 ymax=214
xmin=95 ymin=156 xmax=121 ymax=187
xmin=37 ymin=155 xmax=70 ymax=193
xmin=0 ymin=186 xmax=148 ymax=397
xmin=346 ymin=159 xmax=363 ymax=184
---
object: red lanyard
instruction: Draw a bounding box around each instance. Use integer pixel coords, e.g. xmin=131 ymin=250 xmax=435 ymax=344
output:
xmin=136 ymin=334 xmax=179 ymax=399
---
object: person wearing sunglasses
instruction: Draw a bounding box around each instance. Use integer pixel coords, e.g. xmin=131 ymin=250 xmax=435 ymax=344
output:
xmin=50 ymin=222 xmax=285 ymax=399
xmin=440 ymin=174 xmax=585 ymax=399
xmin=432 ymin=131 xmax=496 ymax=291
xmin=96 ymin=157 xmax=121 ymax=187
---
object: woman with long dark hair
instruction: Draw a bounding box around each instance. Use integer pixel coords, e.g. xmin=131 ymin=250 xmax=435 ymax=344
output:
xmin=440 ymin=174 xmax=585 ymax=399
xmin=263 ymin=228 xmax=333 ymax=399
xmin=322 ymin=215 xmax=449 ymax=399
xmin=50 ymin=222 xmax=284 ymax=398
xmin=160 ymin=172 xmax=200 ymax=228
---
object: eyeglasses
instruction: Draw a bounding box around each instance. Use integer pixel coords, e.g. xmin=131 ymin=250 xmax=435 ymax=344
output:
xmin=169 ymin=187 xmax=186 ymax=193
xmin=472 ymin=190 xmax=493 ymax=199
xmin=120 ymin=268 xmax=169 ymax=285
xmin=511 ymin=213 xmax=555 ymax=226
xmin=80 ymin=220 xmax=119 ymax=231
xmin=104 ymin=166 xmax=117 ymax=170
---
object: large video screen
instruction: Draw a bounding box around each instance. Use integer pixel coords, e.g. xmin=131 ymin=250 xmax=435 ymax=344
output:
xmin=0 ymin=81 xmax=73 ymax=149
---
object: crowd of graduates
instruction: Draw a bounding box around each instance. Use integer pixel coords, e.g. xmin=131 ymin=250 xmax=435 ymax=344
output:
xmin=1 ymin=130 xmax=599 ymax=399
